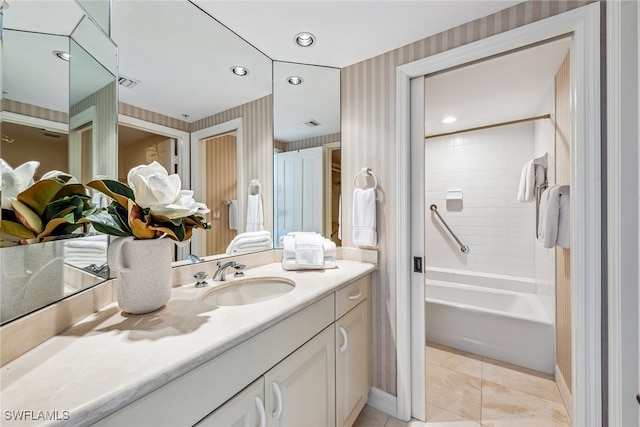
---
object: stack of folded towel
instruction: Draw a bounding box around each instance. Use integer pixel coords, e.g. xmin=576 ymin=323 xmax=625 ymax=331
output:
xmin=517 ymin=160 xmax=546 ymax=203
xmin=280 ymin=232 xmax=337 ymax=270
xmin=538 ymin=185 xmax=570 ymax=249
xmin=225 ymin=230 xmax=272 ymax=255
xmin=64 ymin=235 xmax=109 ymax=269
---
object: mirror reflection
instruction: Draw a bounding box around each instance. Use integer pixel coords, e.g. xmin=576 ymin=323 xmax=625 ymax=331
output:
xmin=112 ymin=0 xmax=273 ymax=261
xmin=273 ymin=61 xmax=341 ymax=246
xmin=1 ymin=1 xmax=116 ymax=324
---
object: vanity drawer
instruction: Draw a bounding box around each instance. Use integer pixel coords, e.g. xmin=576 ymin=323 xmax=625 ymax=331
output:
xmin=335 ymin=275 xmax=370 ymax=319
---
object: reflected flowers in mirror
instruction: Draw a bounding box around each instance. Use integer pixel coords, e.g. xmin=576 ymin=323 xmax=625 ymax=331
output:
xmin=0 ymin=160 xmax=95 ymax=245
xmin=85 ymin=161 xmax=211 ymax=242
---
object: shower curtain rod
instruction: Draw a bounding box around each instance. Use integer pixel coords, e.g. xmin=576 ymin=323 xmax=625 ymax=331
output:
xmin=425 ymin=113 xmax=551 ymax=139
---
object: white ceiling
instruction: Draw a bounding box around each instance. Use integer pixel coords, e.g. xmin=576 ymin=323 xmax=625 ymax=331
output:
xmin=7 ymin=0 xmax=553 ymax=143
xmin=193 ymin=1 xmax=522 ymax=68
xmin=425 ymin=37 xmax=571 ymax=136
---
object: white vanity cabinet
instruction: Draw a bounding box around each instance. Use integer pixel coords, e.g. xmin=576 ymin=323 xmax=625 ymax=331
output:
xmin=335 ymin=276 xmax=371 ymax=427
xmin=197 ymin=326 xmax=336 ymax=427
xmin=94 ymin=273 xmax=372 ymax=427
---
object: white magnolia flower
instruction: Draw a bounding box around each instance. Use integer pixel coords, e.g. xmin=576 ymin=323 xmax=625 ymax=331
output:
xmin=127 ymin=161 xmax=209 ymax=219
xmin=0 ymin=159 xmax=40 ymax=210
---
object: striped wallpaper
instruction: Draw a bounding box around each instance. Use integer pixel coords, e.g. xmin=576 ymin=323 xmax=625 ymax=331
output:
xmin=3 ymin=99 xmax=68 ymax=123
xmin=341 ymin=0 xmax=595 ymax=396
xmin=71 ymin=81 xmax=118 ymax=179
xmin=119 ymin=102 xmax=190 ymax=132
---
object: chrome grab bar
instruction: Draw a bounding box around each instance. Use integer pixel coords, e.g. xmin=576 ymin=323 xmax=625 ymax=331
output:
xmin=430 ymin=204 xmax=470 ymax=253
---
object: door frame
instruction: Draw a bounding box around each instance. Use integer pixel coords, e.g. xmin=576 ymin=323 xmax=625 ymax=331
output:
xmin=396 ymin=3 xmax=602 ymax=425
xmin=190 ymin=118 xmax=245 ymax=257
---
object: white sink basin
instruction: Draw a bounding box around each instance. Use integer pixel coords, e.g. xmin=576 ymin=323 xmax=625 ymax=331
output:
xmin=201 ymin=277 xmax=295 ymax=306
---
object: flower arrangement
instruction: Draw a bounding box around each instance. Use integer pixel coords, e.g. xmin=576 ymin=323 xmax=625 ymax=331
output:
xmin=85 ymin=161 xmax=210 ymax=241
xmin=0 ymin=160 xmax=95 ymax=244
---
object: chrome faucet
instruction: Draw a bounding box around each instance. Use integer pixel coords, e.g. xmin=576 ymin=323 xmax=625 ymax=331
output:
xmin=213 ymin=261 xmax=246 ymax=281
xmin=187 ymin=253 xmax=203 ymax=263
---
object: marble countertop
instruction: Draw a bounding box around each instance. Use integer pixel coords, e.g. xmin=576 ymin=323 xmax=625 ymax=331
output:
xmin=0 ymin=260 xmax=375 ymax=427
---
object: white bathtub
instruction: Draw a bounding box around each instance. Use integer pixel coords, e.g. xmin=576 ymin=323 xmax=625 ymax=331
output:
xmin=425 ymin=271 xmax=554 ymax=374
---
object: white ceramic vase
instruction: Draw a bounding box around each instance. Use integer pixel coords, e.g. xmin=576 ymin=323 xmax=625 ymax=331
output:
xmin=107 ymin=236 xmax=173 ymax=314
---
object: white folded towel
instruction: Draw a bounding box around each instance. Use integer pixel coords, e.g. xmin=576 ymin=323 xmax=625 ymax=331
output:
xmin=294 ymin=232 xmax=324 ymax=268
xmin=228 ymin=200 xmax=238 ymax=231
xmin=538 ymin=185 xmax=561 ymax=249
xmin=557 ymin=191 xmax=570 ymax=248
xmin=246 ymin=194 xmax=264 ymax=232
xmin=225 ymin=230 xmax=272 ymax=255
xmin=281 ymin=232 xmax=336 ymax=259
xmin=352 ymin=187 xmax=377 ymax=246
xmin=282 ymin=257 xmax=337 ymax=271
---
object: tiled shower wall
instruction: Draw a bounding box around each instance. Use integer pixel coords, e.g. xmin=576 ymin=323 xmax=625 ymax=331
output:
xmin=341 ymin=0 xmax=594 ymax=396
xmin=425 ymin=123 xmax=537 ymax=278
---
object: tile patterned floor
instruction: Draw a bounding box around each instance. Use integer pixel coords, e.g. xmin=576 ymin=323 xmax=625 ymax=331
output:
xmin=353 ymin=343 xmax=571 ymax=427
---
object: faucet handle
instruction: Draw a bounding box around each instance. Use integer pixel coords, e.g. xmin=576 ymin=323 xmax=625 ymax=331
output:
xmin=194 ymin=271 xmax=208 ymax=288
xmin=234 ymin=263 xmax=246 ymax=277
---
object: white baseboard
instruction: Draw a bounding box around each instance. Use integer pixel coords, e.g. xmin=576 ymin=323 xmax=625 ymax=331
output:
xmin=367 ymin=387 xmax=398 ymax=419
xmin=555 ymin=364 xmax=572 ymax=419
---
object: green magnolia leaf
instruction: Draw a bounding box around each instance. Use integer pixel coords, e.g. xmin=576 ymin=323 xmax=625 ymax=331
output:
xmin=0 ymin=220 xmax=36 ymax=239
xmin=84 ymin=211 xmax=131 ymax=237
xmin=16 ymin=179 xmax=65 ymax=216
xmin=87 ymin=180 xmax=135 ymax=208
xmin=108 ymin=202 xmax=131 ymax=233
xmin=53 ymin=183 xmax=90 ymax=201
xmin=41 ymin=195 xmax=84 ymax=224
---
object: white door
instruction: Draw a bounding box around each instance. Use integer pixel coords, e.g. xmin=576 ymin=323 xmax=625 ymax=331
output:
xmin=274 ymin=146 xmax=323 ymax=243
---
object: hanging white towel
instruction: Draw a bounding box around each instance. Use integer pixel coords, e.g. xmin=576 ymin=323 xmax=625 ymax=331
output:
xmin=538 ymin=185 xmax=561 ymax=248
xmin=246 ymin=194 xmax=264 ymax=232
xmin=352 ymin=187 xmax=377 ymax=246
xmin=228 ymin=200 xmax=238 ymax=231
xmin=517 ymin=160 xmax=539 ymax=203
xmin=556 ymin=191 xmax=570 ymax=248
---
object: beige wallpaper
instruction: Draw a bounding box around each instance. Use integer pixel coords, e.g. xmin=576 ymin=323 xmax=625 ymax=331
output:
xmin=341 ymin=0 xmax=594 ymax=395
xmin=2 ymin=99 xmax=68 ymax=123
xmin=119 ymin=102 xmax=190 ymax=132
xmin=71 ymin=81 xmax=118 ymax=179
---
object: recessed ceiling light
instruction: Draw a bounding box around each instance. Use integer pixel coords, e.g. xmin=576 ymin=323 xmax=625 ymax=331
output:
xmin=231 ymin=66 xmax=248 ymax=76
xmin=442 ymin=116 xmax=457 ymax=124
xmin=294 ymin=32 xmax=315 ymax=48
xmin=287 ymin=76 xmax=303 ymax=85
xmin=53 ymin=50 xmax=70 ymax=61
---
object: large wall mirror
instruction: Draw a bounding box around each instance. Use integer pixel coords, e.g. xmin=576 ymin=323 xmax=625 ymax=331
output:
xmin=273 ymin=61 xmax=341 ymax=247
xmin=0 ymin=0 xmax=342 ymax=325
xmin=111 ymin=1 xmax=273 ymax=262
xmin=1 ymin=1 xmax=117 ymax=324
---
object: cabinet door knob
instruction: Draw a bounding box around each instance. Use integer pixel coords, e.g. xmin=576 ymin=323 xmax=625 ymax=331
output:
xmin=636 ymin=393 xmax=640 ymax=405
